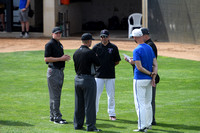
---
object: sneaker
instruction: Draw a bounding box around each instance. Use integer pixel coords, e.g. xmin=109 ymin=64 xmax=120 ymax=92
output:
xmin=151 ymin=121 xmax=157 ymax=125
xmin=24 ymin=32 xmax=29 ymax=38
xmin=20 ymin=32 xmax=24 ymax=38
xmin=54 ymin=119 xmax=68 ymax=124
xmin=49 ymin=117 xmax=54 ymax=122
xmin=147 ymin=125 xmax=152 ymax=130
xmin=87 ymin=128 xmax=102 ymax=132
xmin=109 ymin=116 xmax=116 ymax=121
xmin=133 ymin=128 xmax=147 ymax=132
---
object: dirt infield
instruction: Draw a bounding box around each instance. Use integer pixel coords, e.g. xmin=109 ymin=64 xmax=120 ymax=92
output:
xmin=0 ymin=38 xmax=199 ymax=61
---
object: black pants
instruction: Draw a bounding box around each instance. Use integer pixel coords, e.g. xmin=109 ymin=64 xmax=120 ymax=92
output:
xmin=151 ymin=86 xmax=156 ymax=123
xmin=47 ymin=68 xmax=64 ymax=120
xmin=74 ymin=75 xmax=97 ymax=130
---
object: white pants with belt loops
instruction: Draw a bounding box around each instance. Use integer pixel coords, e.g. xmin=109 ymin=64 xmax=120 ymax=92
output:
xmin=133 ymin=79 xmax=152 ymax=130
xmin=95 ymin=78 xmax=116 ymax=116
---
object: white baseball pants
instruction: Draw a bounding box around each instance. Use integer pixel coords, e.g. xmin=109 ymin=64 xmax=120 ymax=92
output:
xmin=95 ymin=78 xmax=116 ymax=116
xmin=133 ymin=79 xmax=152 ymax=130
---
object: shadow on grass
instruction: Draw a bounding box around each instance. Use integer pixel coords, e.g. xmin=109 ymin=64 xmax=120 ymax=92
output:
xmin=0 ymin=120 xmax=34 ymax=126
xmin=150 ymin=129 xmax=184 ymax=133
xmin=96 ymin=118 xmax=137 ymax=132
xmin=157 ymin=123 xmax=200 ymax=131
xmin=95 ymin=123 xmax=122 ymax=133
xmin=97 ymin=118 xmax=137 ymax=124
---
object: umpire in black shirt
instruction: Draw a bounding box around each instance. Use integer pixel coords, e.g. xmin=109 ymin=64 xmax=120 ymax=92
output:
xmin=44 ymin=27 xmax=71 ymax=124
xmin=73 ymin=33 xmax=101 ymax=132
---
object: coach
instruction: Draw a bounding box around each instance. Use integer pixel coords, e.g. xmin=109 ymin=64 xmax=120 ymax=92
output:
xmin=141 ymin=28 xmax=160 ymax=125
xmin=131 ymin=29 xmax=158 ymax=132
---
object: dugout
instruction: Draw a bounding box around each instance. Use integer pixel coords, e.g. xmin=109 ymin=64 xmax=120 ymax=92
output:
xmin=0 ymin=0 xmax=200 ymax=44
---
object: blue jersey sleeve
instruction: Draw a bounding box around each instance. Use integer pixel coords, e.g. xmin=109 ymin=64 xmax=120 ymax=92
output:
xmin=133 ymin=49 xmax=141 ymax=61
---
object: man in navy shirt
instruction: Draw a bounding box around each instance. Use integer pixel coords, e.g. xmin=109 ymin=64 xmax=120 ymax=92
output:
xmin=92 ymin=29 xmax=121 ymax=121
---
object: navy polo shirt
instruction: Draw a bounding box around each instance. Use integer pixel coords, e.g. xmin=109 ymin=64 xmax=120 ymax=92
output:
xmin=44 ymin=38 xmax=65 ymax=68
xmin=92 ymin=42 xmax=121 ymax=78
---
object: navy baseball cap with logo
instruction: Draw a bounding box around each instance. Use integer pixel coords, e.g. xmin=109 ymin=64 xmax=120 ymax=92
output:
xmin=52 ymin=27 xmax=62 ymax=34
xmin=100 ymin=29 xmax=109 ymax=37
xmin=81 ymin=33 xmax=95 ymax=40
xmin=141 ymin=28 xmax=150 ymax=35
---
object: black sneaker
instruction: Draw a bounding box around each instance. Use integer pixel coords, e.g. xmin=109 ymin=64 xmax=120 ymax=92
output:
xmin=151 ymin=121 xmax=157 ymax=125
xmin=87 ymin=128 xmax=102 ymax=132
xmin=54 ymin=119 xmax=68 ymax=124
xmin=50 ymin=117 xmax=54 ymax=122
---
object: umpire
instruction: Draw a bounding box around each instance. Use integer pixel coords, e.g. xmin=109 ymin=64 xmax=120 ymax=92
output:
xmin=73 ymin=33 xmax=101 ymax=132
xmin=141 ymin=28 xmax=160 ymax=125
xmin=44 ymin=27 xmax=71 ymax=124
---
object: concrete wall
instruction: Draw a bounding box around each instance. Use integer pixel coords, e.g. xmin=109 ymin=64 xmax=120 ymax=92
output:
xmin=56 ymin=2 xmax=82 ymax=34
xmin=148 ymin=0 xmax=200 ymax=44
xmin=43 ymin=0 xmax=56 ymax=36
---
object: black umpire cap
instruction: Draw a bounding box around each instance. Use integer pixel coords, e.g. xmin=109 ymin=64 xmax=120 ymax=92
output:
xmin=81 ymin=33 xmax=95 ymax=40
xmin=141 ymin=28 xmax=150 ymax=35
xmin=52 ymin=27 xmax=62 ymax=34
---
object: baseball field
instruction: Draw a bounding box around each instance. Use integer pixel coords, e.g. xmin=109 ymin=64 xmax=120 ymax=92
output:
xmin=0 ymin=38 xmax=200 ymax=133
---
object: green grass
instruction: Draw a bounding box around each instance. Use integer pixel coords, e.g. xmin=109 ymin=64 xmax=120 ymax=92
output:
xmin=0 ymin=50 xmax=200 ymax=133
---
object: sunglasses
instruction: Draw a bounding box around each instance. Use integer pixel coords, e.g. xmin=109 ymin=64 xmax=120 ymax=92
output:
xmin=101 ymin=36 xmax=108 ymax=38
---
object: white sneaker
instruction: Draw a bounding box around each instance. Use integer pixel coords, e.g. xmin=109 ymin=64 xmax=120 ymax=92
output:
xmin=133 ymin=128 xmax=147 ymax=132
xmin=24 ymin=32 xmax=29 ymax=38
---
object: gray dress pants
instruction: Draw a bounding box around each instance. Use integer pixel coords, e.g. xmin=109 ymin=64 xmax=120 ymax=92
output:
xmin=74 ymin=75 xmax=97 ymax=130
xmin=47 ymin=67 xmax=64 ymax=120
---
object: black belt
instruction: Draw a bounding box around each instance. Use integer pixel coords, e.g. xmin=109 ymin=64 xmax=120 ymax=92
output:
xmin=48 ymin=65 xmax=64 ymax=70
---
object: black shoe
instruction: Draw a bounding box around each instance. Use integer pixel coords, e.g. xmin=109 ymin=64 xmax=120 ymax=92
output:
xmin=133 ymin=128 xmax=147 ymax=132
xmin=75 ymin=127 xmax=84 ymax=130
xmin=54 ymin=119 xmax=68 ymax=124
xmin=50 ymin=117 xmax=54 ymax=122
xmin=151 ymin=121 xmax=157 ymax=125
xmin=87 ymin=128 xmax=102 ymax=132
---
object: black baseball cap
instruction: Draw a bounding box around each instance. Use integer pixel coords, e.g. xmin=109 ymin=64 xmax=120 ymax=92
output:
xmin=52 ymin=27 xmax=62 ymax=33
xmin=141 ymin=28 xmax=150 ymax=35
xmin=81 ymin=33 xmax=95 ymax=40
xmin=100 ymin=29 xmax=109 ymax=37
